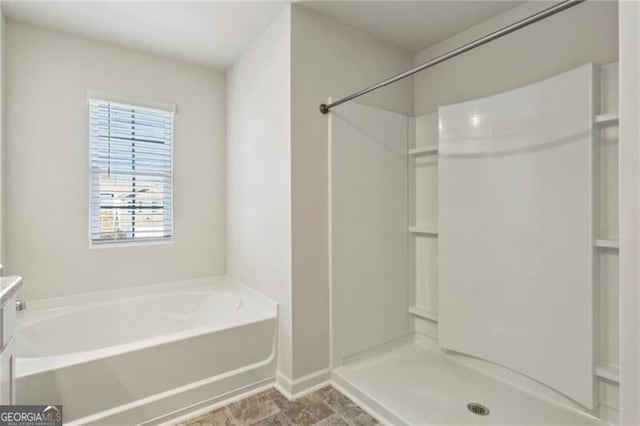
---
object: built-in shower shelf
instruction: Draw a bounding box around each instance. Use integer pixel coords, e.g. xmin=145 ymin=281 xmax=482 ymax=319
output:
xmin=409 ymin=147 xmax=438 ymax=157
xmin=594 ymin=113 xmax=619 ymax=126
xmin=595 ymin=364 xmax=619 ymax=383
xmin=594 ymin=239 xmax=619 ymax=249
xmin=409 ymin=306 xmax=438 ymax=323
xmin=409 ymin=226 xmax=438 ymax=236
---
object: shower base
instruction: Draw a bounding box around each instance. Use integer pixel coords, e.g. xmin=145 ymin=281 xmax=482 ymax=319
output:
xmin=332 ymin=335 xmax=604 ymax=425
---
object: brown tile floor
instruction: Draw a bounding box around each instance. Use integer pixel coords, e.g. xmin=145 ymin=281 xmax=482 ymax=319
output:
xmin=178 ymin=386 xmax=380 ymax=426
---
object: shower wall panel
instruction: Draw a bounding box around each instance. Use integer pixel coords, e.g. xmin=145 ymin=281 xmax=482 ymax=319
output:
xmin=438 ymin=64 xmax=595 ymax=408
xmin=330 ymin=102 xmax=409 ymax=365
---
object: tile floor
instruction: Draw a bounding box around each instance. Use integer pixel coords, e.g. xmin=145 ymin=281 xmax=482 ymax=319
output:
xmin=178 ymin=386 xmax=380 ymax=426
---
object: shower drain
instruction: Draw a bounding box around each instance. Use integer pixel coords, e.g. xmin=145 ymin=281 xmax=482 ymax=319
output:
xmin=467 ymin=402 xmax=490 ymax=416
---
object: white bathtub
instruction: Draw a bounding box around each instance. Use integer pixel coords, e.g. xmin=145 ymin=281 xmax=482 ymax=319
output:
xmin=15 ymin=276 xmax=278 ymax=425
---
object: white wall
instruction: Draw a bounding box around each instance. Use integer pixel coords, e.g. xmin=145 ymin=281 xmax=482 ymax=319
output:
xmin=226 ymin=7 xmax=293 ymax=379
xmin=413 ymin=1 xmax=618 ymax=115
xmin=4 ymin=21 xmax=226 ymax=300
xmin=226 ymin=6 xmax=414 ymax=385
xmin=618 ymin=2 xmax=640 ymax=424
xmin=290 ymin=5 xmax=414 ymax=380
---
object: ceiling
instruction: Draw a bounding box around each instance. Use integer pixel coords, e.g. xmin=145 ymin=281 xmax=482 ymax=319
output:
xmin=2 ymin=1 xmax=288 ymax=69
xmin=2 ymin=1 xmax=523 ymax=69
xmin=299 ymin=1 xmax=523 ymax=54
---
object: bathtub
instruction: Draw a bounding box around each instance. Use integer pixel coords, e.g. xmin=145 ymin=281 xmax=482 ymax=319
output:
xmin=15 ymin=276 xmax=278 ymax=425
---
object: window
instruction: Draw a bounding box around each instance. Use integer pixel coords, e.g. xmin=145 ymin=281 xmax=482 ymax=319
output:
xmin=89 ymin=98 xmax=174 ymax=245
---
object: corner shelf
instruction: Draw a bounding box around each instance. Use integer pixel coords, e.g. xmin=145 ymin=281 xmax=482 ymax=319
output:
xmin=409 ymin=147 xmax=438 ymax=157
xmin=409 ymin=226 xmax=438 ymax=236
xmin=594 ymin=113 xmax=619 ymax=127
xmin=409 ymin=306 xmax=438 ymax=323
xmin=594 ymin=239 xmax=619 ymax=249
xmin=595 ymin=364 xmax=619 ymax=383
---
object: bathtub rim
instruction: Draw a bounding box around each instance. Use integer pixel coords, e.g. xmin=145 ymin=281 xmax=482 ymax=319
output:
xmin=18 ymin=275 xmax=275 ymax=312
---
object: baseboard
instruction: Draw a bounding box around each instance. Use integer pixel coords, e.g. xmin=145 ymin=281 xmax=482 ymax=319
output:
xmin=275 ymin=368 xmax=331 ymax=400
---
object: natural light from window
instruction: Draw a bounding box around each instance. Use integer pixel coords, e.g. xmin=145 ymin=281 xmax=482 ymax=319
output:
xmin=89 ymin=98 xmax=174 ymax=245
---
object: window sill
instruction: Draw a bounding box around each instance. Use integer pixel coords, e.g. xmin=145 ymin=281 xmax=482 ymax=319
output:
xmin=89 ymin=238 xmax=174 ymax=249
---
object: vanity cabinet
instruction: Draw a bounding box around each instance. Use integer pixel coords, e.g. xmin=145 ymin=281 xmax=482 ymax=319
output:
xmin=0 ymin=277 xmax=23 ymax=405
xmin=0 ymin=338 xmax=15 ymax=404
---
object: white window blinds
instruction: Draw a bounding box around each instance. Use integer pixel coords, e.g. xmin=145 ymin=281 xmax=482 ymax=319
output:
xmin=89 ymin=99 xmax=174 ymax=245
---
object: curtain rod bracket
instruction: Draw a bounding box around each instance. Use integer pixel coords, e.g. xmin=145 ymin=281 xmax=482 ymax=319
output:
xmin=319 ymin=104 xmax=330 ymax=114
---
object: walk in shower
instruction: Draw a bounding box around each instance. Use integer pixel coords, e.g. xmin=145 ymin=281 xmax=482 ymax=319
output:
xmin=326 ymin=1 xmax=619 ymax=424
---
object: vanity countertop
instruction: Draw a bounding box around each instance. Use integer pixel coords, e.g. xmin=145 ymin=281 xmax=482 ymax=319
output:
xmin=0 ymin=276 xmax=22 ymax=307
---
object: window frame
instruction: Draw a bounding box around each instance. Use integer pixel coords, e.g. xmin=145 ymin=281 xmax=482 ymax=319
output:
xmin=87 ymin=93 xmax=176 ymax=248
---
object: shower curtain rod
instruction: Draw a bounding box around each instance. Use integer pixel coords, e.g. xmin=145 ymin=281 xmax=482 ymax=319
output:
xmin=319 ymin=0 xmax=586 ymax=114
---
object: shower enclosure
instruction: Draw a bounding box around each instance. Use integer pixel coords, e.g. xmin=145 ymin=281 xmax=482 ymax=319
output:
xmin=328 ymin=60 xmax=619 ymax=424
